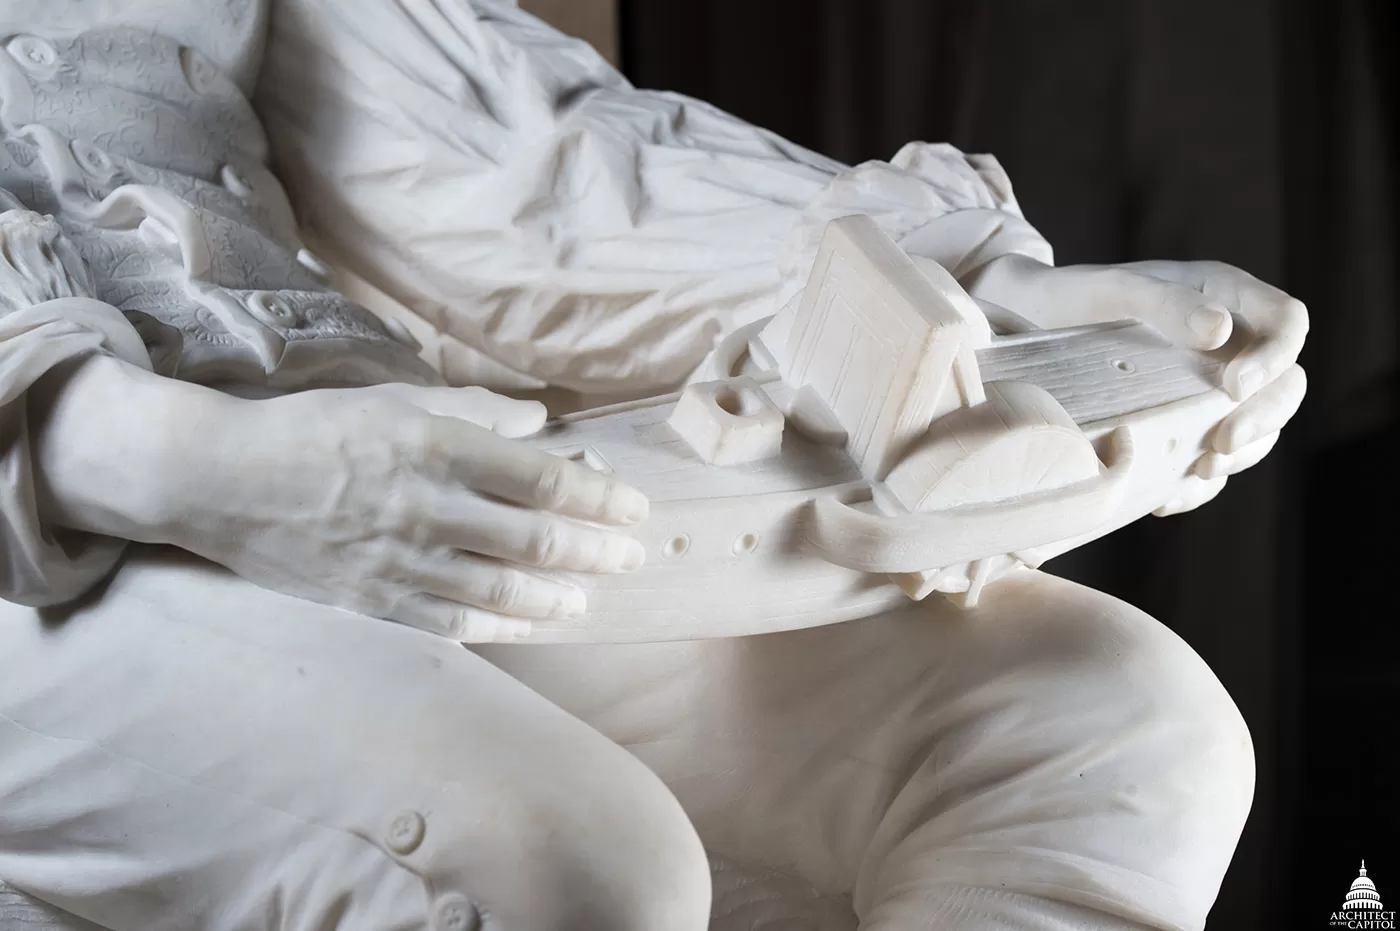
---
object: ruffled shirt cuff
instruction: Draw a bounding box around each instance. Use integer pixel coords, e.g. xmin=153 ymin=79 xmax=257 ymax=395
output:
xmin=778 ymin=143 xmax=1054 ymax=309
xmin=0 ymin=297 xmax=152 ymax=606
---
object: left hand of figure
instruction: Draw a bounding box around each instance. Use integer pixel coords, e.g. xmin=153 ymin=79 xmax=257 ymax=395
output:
xmin=971 ymin=255 xmax=1308 ymax=514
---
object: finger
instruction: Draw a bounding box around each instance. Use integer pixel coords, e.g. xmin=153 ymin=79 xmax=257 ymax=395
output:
xmin=1153 ymin=476 xmax=1228 ymax=517
xmin=1222 ymin=295 xmax=1307 ymax=400
xmin=388 ymin=384 xmax=548 ymax=437
xmin=433 ymin=420 xmax=649 ymax=525
xmin=433 ymin=495 xmax=647 ymax=573
xmin=1119 ymin=261 xmax=1308 ymax=399
xmin=1211 ymin=364 xmax=1307 ymax=453
xmin=1056 ymin=266 xmax=1234 ymax=350
xmin=388 ymin=593 xmax=534 ymax=643
xmin=415 ymin=550 xmax=586 ymax=619
xmin=1108 ymin=272 xmax=1235 ymax=350
xmin=1193 ymin=431 xmax=1281 ymax=480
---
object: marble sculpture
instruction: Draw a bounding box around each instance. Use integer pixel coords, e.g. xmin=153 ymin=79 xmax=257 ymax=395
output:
xmin=0 ymin=1 xmax=1307 ymax=930
xmin=522 ymin=214 xmax=1250 ymax=640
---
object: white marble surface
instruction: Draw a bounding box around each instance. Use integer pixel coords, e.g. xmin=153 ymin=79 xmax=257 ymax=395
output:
xmin=0 ymin=1 xmax=1304 ymax=929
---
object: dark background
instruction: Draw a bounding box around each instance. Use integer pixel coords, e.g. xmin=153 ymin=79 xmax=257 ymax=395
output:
xmin=620 ymin=1 xmax=1397 ymax=926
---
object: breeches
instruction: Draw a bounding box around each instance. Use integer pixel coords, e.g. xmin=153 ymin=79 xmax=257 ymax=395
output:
xmin=0 ymin=547 xmax=1253 ymax=931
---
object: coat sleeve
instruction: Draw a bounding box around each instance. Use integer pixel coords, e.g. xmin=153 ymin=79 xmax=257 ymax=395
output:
xmin=255 ymin=0 xmax=1052 ymax=396
xmin=0 ymin=0 xmax=258 ymax=607
xmin=0 ymin=204 xmax=153 ymax=606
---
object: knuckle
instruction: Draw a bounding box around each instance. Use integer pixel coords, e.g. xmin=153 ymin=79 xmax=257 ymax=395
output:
xmin=527 ymin=525 xmax=565 ymax=567
xmin=378 ymin=488 xmax=417 ymax=537
xmin=359 ymin=545 xmax=407 ymax=600
xmin=448 ymin=607 xmax=474 ymax=640
xmin=532 ymin=461 xmax=572 ymax=511
xmin=359 ymin=577 xmax=400 ymax=619
xmin=487 ymin=575 xmax=524 ymax=614
xmin=395 ymin=412 xmax=437 ymax=465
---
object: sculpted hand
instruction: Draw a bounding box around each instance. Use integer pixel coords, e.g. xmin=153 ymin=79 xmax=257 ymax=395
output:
xmin=34 ymin=357 xmax=648 ymax=641
xmin=970 ymin=255 xmax=1307 ymax=514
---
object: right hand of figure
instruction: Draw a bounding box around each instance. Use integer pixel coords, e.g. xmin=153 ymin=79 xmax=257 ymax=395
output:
xmin=192 ymin=382 xmax=649 ymax=641
xmin=36 ymin=358 xmax=648 ymax=642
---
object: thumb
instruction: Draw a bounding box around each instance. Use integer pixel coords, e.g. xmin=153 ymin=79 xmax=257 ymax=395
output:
xmin=1081 ymin=268 xmax=1234 ymax=351
xmin=380 ymin=384 xmax=547 ymax=437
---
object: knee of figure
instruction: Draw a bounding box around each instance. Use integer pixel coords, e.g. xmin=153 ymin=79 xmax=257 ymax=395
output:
xmin=987 ymin=573 xmax=1255 ymax=794
xmin=1090 ymin=599 xmax=1256 ymax=824
xmin=859 ymin=575 xmax=1255 ymax=926
xmin=999 ymin=575 xmax=1257 ymax=887
xmin=398 ymin=761 xmax=711 ymax=931
xmin=1092 ymin=600 xmax=1257 ymax=911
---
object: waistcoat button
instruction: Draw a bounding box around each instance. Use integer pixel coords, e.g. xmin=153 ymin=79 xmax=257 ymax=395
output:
xmin=385 ymin=810 xmax=426 ymax=855
xmin=432 ymin=894 xmax=479 ymax=931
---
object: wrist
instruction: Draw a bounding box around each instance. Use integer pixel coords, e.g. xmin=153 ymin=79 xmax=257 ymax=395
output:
xmin=31 ymin=353 xmax=229 ymax=544
xmin=962 ymin=252 xmax=1036 ymax=304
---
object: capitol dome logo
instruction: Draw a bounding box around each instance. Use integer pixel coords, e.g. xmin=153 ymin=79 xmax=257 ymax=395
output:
xmin=1331 ymin=862 xmax=1397 ymax=929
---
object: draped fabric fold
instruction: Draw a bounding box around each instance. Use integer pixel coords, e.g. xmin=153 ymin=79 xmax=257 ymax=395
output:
xmin=254 ymin=0 xmax=1052 ymax=397
xmin=0 ymin=295 xmax=152 ymax=605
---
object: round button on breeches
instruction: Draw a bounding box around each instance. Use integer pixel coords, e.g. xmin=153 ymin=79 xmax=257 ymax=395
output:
xmin=432 ymin=894 xmax=480 ymax=931
xmin=385 ymin=810 xmax=426 ymax=854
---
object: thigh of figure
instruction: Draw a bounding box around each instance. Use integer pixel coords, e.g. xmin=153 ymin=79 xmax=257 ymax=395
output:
xmin=0 ymin=546 xmax=708 ymax=931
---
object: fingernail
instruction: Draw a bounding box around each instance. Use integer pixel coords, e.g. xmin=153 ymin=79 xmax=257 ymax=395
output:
xmin=1189 ymin=305 xmax=1230 ymax=343
xmin=1234 ymin=363 xmax=1265 ymax=398
xmin=560 ymin=587 xmax=587 ymax=619
xmin=620 ymin=538 xmax=646 ymax=571
xmin=1230 ymin=422 xmax=1256 ymax=449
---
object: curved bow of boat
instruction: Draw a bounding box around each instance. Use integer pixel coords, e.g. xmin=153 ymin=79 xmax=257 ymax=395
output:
xmin=805 ymin=426 xmax=1136 ymax=574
